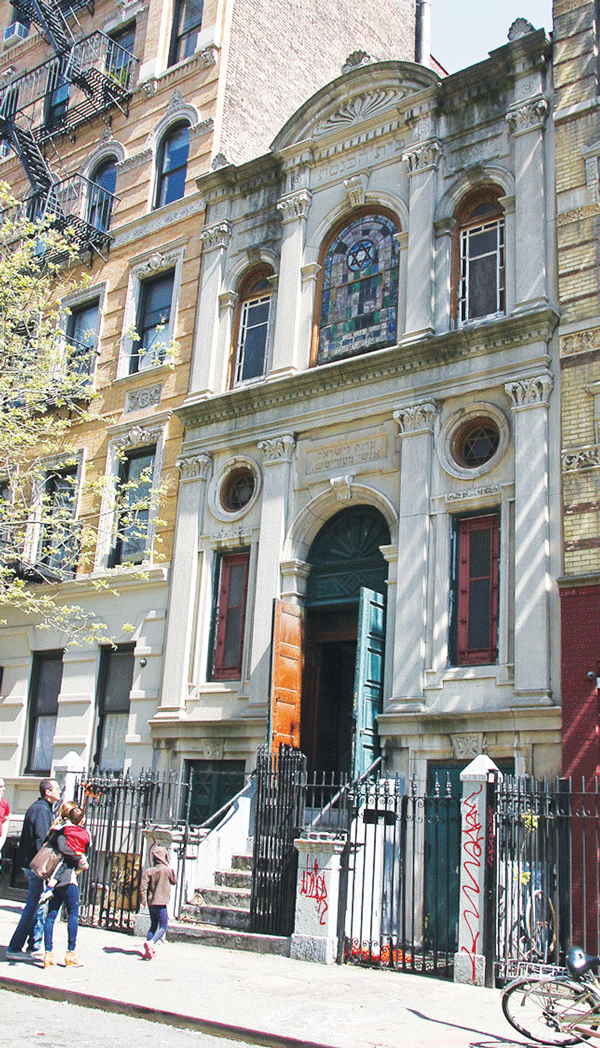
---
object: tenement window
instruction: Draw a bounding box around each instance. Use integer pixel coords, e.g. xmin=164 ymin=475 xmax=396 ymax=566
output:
xmin=87 ymin=160 xmax=117 ymax=233
xmin=27 ymin=650 xmax=63 ymax=773
xmin=168 ymin=0 xmax=203 ymax=66
xmin=109 ymin=446 xmax=156 ymax=566
xmin=130 ymin=271 xmax=174 ymax=373
xmin=95 ymin=645 xmax=134 ymax=771
xmin=154 ymin=124 xmax=189 ymax=209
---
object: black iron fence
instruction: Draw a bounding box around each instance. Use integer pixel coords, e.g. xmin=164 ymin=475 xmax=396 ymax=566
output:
xmin=493 ymin=775 xmax=600 ymax=984
xmin=341 ymin=774 xmax=460 ymax=979
xmin=74 ymin=766 xmax=247 ymax=932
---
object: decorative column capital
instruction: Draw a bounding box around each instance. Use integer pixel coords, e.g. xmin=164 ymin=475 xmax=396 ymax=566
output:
xmin=176 ymin=452 xmax=212 ymax=480
xmin=402 ymin=141 xmax=441 ymax=174
xmin=258 ymin=434 xmax=296 ymax=463
xmin=276 ymin=189 xmax=312 ymax=224
xmin=219 ymin=290 xmax=238 ymax=312
xmin=506 ymin=97 xmax=548 ymax=136
xmin=504 ymin=374 xmax=553 ymax=408
xmin=200 ymin=221 xmax=231 ymax=251
xmin=393 ymin=401 xmax=438 ymax=435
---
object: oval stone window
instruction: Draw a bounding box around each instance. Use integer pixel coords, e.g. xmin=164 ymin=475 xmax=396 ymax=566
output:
xmin=452 ymin=417 xmax=500 ymax=470
xmin=220 ymin=466 xmax=255 ymax=513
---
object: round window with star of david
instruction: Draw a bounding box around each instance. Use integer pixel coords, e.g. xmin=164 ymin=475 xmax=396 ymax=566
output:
xmin=438 ymin=403 xmax=509 ymax=481
xmin=452 ymin=417 xmax=500 ymax=469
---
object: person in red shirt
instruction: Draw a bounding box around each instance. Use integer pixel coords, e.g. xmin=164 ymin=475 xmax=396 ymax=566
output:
xmin=0 ymin=779 xmax=9 ymax=852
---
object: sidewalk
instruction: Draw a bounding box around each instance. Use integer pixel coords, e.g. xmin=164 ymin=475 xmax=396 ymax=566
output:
xmin=0 ymin=901 xmax=527 ymax=1048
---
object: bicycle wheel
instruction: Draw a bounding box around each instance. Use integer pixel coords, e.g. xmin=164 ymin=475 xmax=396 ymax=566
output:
xmin=526 ymin=890 xmax=557 ymax=962
xmin=502 ymin=976 xmax=589 ymax=1045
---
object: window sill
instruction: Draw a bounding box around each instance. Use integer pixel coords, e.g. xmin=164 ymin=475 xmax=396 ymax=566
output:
xmin=113 ymin=360 xmax=174 ymax=386
xmin=424 ymin=663 xmax=514 ymax=689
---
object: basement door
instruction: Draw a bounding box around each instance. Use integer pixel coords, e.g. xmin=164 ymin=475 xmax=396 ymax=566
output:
xmin=269 ymin=587 xmax=385 ymax=780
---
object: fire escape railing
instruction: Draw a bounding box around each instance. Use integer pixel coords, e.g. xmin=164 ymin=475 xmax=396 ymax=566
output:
xmin=0 ymin=173 xmax=119 ymax=261
xmin=0 ymin=32 xmax=138 ymax=145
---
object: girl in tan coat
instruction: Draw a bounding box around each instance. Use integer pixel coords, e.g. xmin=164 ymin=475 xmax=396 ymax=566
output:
xmin=139 ymin=845 xmax=177 ymax=959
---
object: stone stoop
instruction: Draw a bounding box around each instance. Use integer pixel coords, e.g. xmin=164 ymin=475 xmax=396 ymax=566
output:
xmin=169 ymin=849 xmax=291 ymax=957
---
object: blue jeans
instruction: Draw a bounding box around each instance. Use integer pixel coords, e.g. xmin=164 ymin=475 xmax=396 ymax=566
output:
xmin=147 ymin=904 xmax=168 ymax=944
xmin=8 ymin=869 xmax=45 ymax=952
xmin=44 ymin=882 xmax=79 ymax=953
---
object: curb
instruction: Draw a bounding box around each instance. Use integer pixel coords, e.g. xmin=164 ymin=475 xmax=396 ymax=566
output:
xmin=0 ymin=973 xmax=340 ymax=1048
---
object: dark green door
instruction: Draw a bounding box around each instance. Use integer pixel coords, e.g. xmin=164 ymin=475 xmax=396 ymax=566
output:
xmin=424 ymin=765 xmax=463 ymax=955
xmin=352 ymin=587 xmax=385 ymax=781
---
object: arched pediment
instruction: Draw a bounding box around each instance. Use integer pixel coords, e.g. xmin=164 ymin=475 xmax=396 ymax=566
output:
xmin=271 ymin=61 xmax=440 ymax=153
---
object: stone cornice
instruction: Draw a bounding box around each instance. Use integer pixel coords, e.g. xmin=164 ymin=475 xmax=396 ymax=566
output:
xmin=177 ymin=308 xmax=559 ymax=430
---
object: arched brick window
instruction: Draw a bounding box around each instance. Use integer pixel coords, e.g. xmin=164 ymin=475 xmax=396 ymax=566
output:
xmin=453 ymin=189 xmax=505 ymax=324
xmin=313 ymin=209 xmax=400 ymax=366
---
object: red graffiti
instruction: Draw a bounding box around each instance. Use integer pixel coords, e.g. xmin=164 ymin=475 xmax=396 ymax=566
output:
xmin=300 ymin=857 xmax=328 ymax=926
xmin=487 ymin=804 xmax=495 ymax=870
xmin=460 ymin=785 xmax=484 ymax=981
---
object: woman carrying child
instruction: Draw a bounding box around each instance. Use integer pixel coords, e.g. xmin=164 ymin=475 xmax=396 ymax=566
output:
xmin=42 ymin=801 xmax=91 ymax=968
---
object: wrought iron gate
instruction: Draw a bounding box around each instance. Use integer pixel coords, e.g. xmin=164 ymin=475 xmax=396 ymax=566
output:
xmin=75 ymin=770 xmax=183 ymax=932
xmin=342 ymin=774 xmax=460 ymax=979
xmin=250 ymin=745 xmax=306 ymax=936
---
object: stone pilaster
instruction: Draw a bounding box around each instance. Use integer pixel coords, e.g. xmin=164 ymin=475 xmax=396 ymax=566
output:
xmin=505 ymin=374 xmax=553 ymax=699
xmin=247 ymin=435 xmax=296 ymax=708
xmin=402 ymin=142 xmax=440 ymax=341
xmin=271 ymin=190 xmax=311 ymax=377
xmin=390 ymin=401 xmax=438 ymax=706
xmin=157 ymin=452 xmax=212 ymax=716
xmin=190 ymin=223 xmax=231 ymax=396
xmin=507 ymin=99 xmax=549 ymax=312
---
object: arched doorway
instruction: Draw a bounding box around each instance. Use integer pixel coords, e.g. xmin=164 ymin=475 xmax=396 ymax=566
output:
xmin=302 ymin=505 xmax=390 ymax=778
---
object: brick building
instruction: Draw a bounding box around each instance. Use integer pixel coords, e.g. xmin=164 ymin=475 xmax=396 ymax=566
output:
xmin=0 ymin=0 xmax=417 ymax=818
xmin=555 ymin=0 xmax=600 ymax=785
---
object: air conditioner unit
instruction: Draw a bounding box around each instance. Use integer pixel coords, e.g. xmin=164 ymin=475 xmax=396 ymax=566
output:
xmin=3 ymin=22 xmax=29 ymax=47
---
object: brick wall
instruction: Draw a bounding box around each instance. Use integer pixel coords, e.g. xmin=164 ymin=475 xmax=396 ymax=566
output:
xmin=218 ymin=0 xmax=416 ymax=164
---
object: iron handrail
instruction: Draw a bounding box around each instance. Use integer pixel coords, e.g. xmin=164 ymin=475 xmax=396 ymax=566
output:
xmin=308 ymin=754 xmax=384 ymax=830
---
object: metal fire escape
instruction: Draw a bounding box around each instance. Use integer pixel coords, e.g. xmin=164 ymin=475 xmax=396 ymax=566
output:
xmin=0 ymin=0 xmax=137 ymax=259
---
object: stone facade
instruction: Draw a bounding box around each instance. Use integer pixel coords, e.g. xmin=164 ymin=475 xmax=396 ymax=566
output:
xmin=555 ymin=0 xmax=600 ymax=782
xmin=155 ymin=26 xmax=562 ymax=787
xmin=0 ymin=0 xmax=416 ymax=818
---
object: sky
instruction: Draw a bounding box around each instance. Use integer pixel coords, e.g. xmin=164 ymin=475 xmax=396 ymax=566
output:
xmin=429 ymin=0 xmax=553 ymax=73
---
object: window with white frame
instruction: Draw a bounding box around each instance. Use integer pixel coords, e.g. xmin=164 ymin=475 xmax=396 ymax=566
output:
xmin=168 ymin=0 xmax=203 ymax=66
xmin=455 ymin=192 xmax=506 ymax=324
xmin=109 ymin=445 xmax=156 ymax=567
xmin=154 ymin=123 xmax=189 ymax=209
xmin=231 ymin=267 xmax=275 ymax=386
xmin=94 ymin=644 xmax=134 ymax=771
xmin=96 ymin=423 xmax=166 ymax=572
xmin=23 ymin=454 xmax=83 ymax=581
xmin=119 ymin=250 xmax=183 ymax=379
xmin=26 ymin=650 xmax=63 ymax=774
xmin=65 ymin=300 xmax=100 ymax=377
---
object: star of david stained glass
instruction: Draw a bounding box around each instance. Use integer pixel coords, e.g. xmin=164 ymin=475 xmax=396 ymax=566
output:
xmin=318 ymin=214 xmax=399 ymax=365
xmin=452 ymin=417 xmax=500 ymax=469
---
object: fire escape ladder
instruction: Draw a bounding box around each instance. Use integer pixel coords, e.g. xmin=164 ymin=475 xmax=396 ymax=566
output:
xmin=14 ymin=0 xmax=75 ymax=55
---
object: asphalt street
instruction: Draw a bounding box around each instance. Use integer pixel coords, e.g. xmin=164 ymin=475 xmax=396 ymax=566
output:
xmin=0 ymin=989 xmax=257 ymax=1048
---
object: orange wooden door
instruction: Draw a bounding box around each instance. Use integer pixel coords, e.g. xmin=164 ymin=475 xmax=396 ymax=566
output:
xmin=270 ymin=600 xmax=302 ymax=755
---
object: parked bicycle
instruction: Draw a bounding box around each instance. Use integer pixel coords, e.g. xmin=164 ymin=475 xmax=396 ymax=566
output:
xmin=502 ymin=946 xmax=600 ymax=1045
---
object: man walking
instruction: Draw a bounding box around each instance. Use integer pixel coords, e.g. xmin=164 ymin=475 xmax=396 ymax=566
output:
xmin=6 ymin=778 xmax=61 ymax=960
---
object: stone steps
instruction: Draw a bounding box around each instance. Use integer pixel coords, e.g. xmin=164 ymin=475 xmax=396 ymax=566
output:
xmin=169 ymin=920 xmax=290 ymax=955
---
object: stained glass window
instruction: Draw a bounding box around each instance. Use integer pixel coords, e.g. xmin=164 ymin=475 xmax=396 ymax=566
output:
xmin=318 ymin=213 xmax=399 ymax=366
